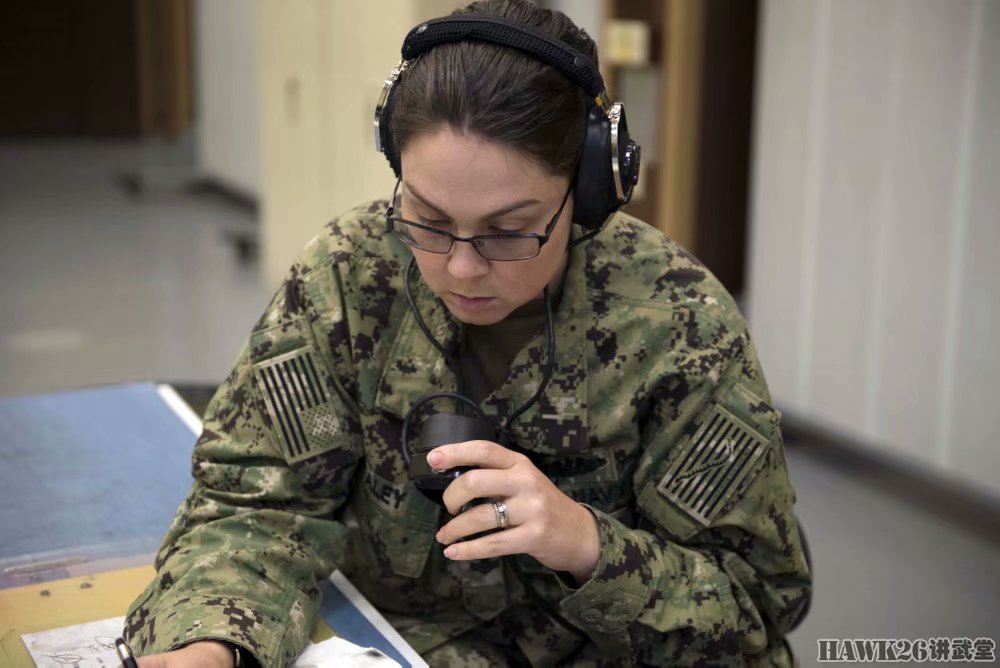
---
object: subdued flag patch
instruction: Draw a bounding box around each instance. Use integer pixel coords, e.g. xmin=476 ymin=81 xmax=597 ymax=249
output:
xmin=253 ymin=348 xmax=342 ymax=463
xmin=656 ymin=404 xmax=769 ymax=526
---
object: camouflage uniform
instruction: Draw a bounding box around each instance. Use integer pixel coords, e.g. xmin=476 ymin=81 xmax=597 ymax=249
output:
xmin=124 ymin=199 xmax=811 ymax=666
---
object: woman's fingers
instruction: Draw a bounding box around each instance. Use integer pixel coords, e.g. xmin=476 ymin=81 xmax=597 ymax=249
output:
xmin=440 ymin=466 xmax=519 ymax=515
xmin=428 ymin=439 xmax=522 ymax=472
xmin=426 ymin=438 xmax=599 ymax=576
xmin=441 ymin=524 xmax=534 ymax=561
xmin=437 ymin=498 xmax=516 ymax=544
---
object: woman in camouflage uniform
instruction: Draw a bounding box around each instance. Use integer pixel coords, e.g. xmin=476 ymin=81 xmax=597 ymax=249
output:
xmin=125 ymin=1 xmax=811 ymax=666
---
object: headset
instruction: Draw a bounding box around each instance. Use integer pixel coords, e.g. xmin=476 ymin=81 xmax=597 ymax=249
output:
xmin=373 ymin=14 xmax=642 ymax=235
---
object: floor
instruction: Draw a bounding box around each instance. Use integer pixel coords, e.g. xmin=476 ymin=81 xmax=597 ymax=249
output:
xmin=2 ymin=141 xmax=997 ymax=666
xmin=0 ymin=139 xmax=267 ymax=396
xmin=784 ymin=440 xmax=999 ymax=663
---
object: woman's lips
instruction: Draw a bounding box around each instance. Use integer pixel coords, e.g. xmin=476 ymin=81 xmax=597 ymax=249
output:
xmin=449 ymin=292 xmax=497 ymax=311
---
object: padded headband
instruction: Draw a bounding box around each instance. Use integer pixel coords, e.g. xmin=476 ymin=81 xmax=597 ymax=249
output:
xmin=402 ymin=16 xmax=607 ymax=103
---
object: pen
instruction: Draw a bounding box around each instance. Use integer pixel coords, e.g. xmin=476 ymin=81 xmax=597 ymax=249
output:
xmin=115 ymin=637 xmax=139 ymax=668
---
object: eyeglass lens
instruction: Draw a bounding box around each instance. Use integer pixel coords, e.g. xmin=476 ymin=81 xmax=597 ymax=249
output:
xmin=392 ymin=219 xmax=541 ymax=260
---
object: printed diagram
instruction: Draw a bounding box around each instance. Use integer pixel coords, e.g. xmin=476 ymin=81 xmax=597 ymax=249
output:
xmin=22 ymin=617 xmax=125 ymax=667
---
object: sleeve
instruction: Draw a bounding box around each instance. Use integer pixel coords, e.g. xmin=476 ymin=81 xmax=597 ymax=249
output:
xmin=556 ymin=324 xmax=812 ymax=666
xmin=122 ymin=234 xmax=364 ymax=667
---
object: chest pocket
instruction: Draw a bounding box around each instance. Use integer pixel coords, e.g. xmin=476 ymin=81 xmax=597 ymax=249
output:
xmin=538 ymin=446 xmax=634 ymax=514
xmin=354 ymin=464 xmax=440 ymax=578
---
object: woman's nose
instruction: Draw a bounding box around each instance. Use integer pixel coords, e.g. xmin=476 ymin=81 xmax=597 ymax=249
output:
xmin=447 ymin=240 xmax=490 ymax=279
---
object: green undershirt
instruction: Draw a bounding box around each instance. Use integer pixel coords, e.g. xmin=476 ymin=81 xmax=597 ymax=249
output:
xmin=459 ymin=300 xmax=546 ymax=406
xmin=457 ymin=281 xmax=564 ymax=407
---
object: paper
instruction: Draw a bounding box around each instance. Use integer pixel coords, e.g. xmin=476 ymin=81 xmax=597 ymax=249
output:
xmin=23 ymin=617 xmax=402 ymax=668
xmin=22 ymin=616 xmax=125 ymax=667
xmin=19 ymin=569 xmax=425 ymax=667
xmin=292 ymin=637 xmax=401 ymax=667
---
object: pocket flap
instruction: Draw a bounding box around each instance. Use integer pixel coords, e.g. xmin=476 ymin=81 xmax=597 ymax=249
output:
xmin=356 ymin=467 xmax=439 ymax=579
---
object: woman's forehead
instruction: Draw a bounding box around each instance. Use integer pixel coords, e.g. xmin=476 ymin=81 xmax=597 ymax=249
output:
xmin=402 ymin=178 xmax=544 ymax=221
xmin=400 ymin=128 xmax=567 ymax=201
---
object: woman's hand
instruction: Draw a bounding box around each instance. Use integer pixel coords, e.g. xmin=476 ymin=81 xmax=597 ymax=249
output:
xmin=135 ymin=640 xmax=235 ymax=668
xmin=429 ymin=440 xmax=601 ymax=583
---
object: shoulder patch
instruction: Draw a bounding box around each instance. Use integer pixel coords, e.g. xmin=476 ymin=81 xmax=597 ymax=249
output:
xmin=253 ymin=348 xmax=346 ymax=463
xmin=656 ymin=403 xmax=769 ymax=526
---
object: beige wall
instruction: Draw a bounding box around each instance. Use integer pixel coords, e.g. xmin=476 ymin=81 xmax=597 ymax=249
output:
xmin=258 ymin=0 xmax=462 ymax=289
xmin=195 ymin=0 xmax=261 ymax=198
xmin=748 ymin=0 xmax=999 ymax=495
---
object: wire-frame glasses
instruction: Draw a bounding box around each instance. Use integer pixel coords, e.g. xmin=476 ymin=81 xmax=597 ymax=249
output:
xmin=385 ymin=178 xmax=573 ymax=261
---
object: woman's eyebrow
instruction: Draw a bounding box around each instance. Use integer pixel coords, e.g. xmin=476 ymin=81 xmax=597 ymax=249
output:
xmin=405 ymin=182 xmax=540 ymax=220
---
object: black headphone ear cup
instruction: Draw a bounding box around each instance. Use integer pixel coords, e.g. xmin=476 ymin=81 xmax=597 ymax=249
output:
xmin=380 ymin=82 xmax=403 ymax=178
xmin=573 ymin=106 xmax=616 ymax=231
xmin=614 ymin=108 xmax=640 ymax=202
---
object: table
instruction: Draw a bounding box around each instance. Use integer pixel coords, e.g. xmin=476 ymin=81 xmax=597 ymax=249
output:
xmin=0 ymin=565 xmax=338 ymax=667
xmin=0 ymin=383 xmax=425 ymax=667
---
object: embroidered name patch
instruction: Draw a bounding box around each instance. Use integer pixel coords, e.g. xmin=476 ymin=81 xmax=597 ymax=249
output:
xmin=656 ymin=404 xmax=768 ymax=526
xmin=253 ymin=349 xmax=342 ymax=463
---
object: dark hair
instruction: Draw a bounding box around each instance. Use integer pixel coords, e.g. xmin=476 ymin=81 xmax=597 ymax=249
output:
xmin=389 ymin=0 xmax=600 ymax=179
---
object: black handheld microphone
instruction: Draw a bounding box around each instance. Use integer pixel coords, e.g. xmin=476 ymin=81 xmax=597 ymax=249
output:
xmin=407 ymin=412 xmax=496 ymax=506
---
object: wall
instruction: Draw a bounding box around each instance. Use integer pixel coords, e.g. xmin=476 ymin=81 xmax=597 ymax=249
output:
xmin=258 ymin=0 xmax=462 ymax=290
xmin=546 ymin=0 xmax=602 ymax=48
xmin=194 ymin=0 xmax=261 ymax=197
xmin=748 ymin=0 xmax=999 ymax=496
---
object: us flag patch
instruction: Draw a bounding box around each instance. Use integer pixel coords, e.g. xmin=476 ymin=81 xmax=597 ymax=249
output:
xmin=253 ymin=348 xmax=340 ymax=463
xmin=656 ymin=404 xmax=769 ymax=526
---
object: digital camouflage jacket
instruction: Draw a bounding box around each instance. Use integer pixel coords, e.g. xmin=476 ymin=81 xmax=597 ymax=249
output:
xmin=123 ymin=199 xmax=811 ymax=666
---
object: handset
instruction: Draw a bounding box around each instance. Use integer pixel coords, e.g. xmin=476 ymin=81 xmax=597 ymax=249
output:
xmin=407 ymin=412 xmax=496 ymax=506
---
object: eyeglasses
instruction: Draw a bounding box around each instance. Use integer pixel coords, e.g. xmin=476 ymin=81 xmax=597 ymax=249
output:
xmin=384 ymin=178 xmax=573 ymax=261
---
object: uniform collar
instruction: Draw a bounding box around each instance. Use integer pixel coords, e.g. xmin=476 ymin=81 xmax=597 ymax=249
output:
xmin=374 ymin=244 xmax=591 ymax=455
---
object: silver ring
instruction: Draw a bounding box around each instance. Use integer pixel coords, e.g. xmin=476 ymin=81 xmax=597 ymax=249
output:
xmin=493 ymin=500 xmax=509 ymax=530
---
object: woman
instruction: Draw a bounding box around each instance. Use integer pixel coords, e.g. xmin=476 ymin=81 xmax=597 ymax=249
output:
xmin=125 ymin=1 xmax=811 ymax=665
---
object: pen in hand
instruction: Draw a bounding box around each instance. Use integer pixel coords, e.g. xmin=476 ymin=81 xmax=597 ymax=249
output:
xmin=115 ymin=637 xmax=139 ymax=668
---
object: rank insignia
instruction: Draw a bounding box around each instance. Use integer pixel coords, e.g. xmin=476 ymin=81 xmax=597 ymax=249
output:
xmin=656 ymin=403 xmax=769 ymax=526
